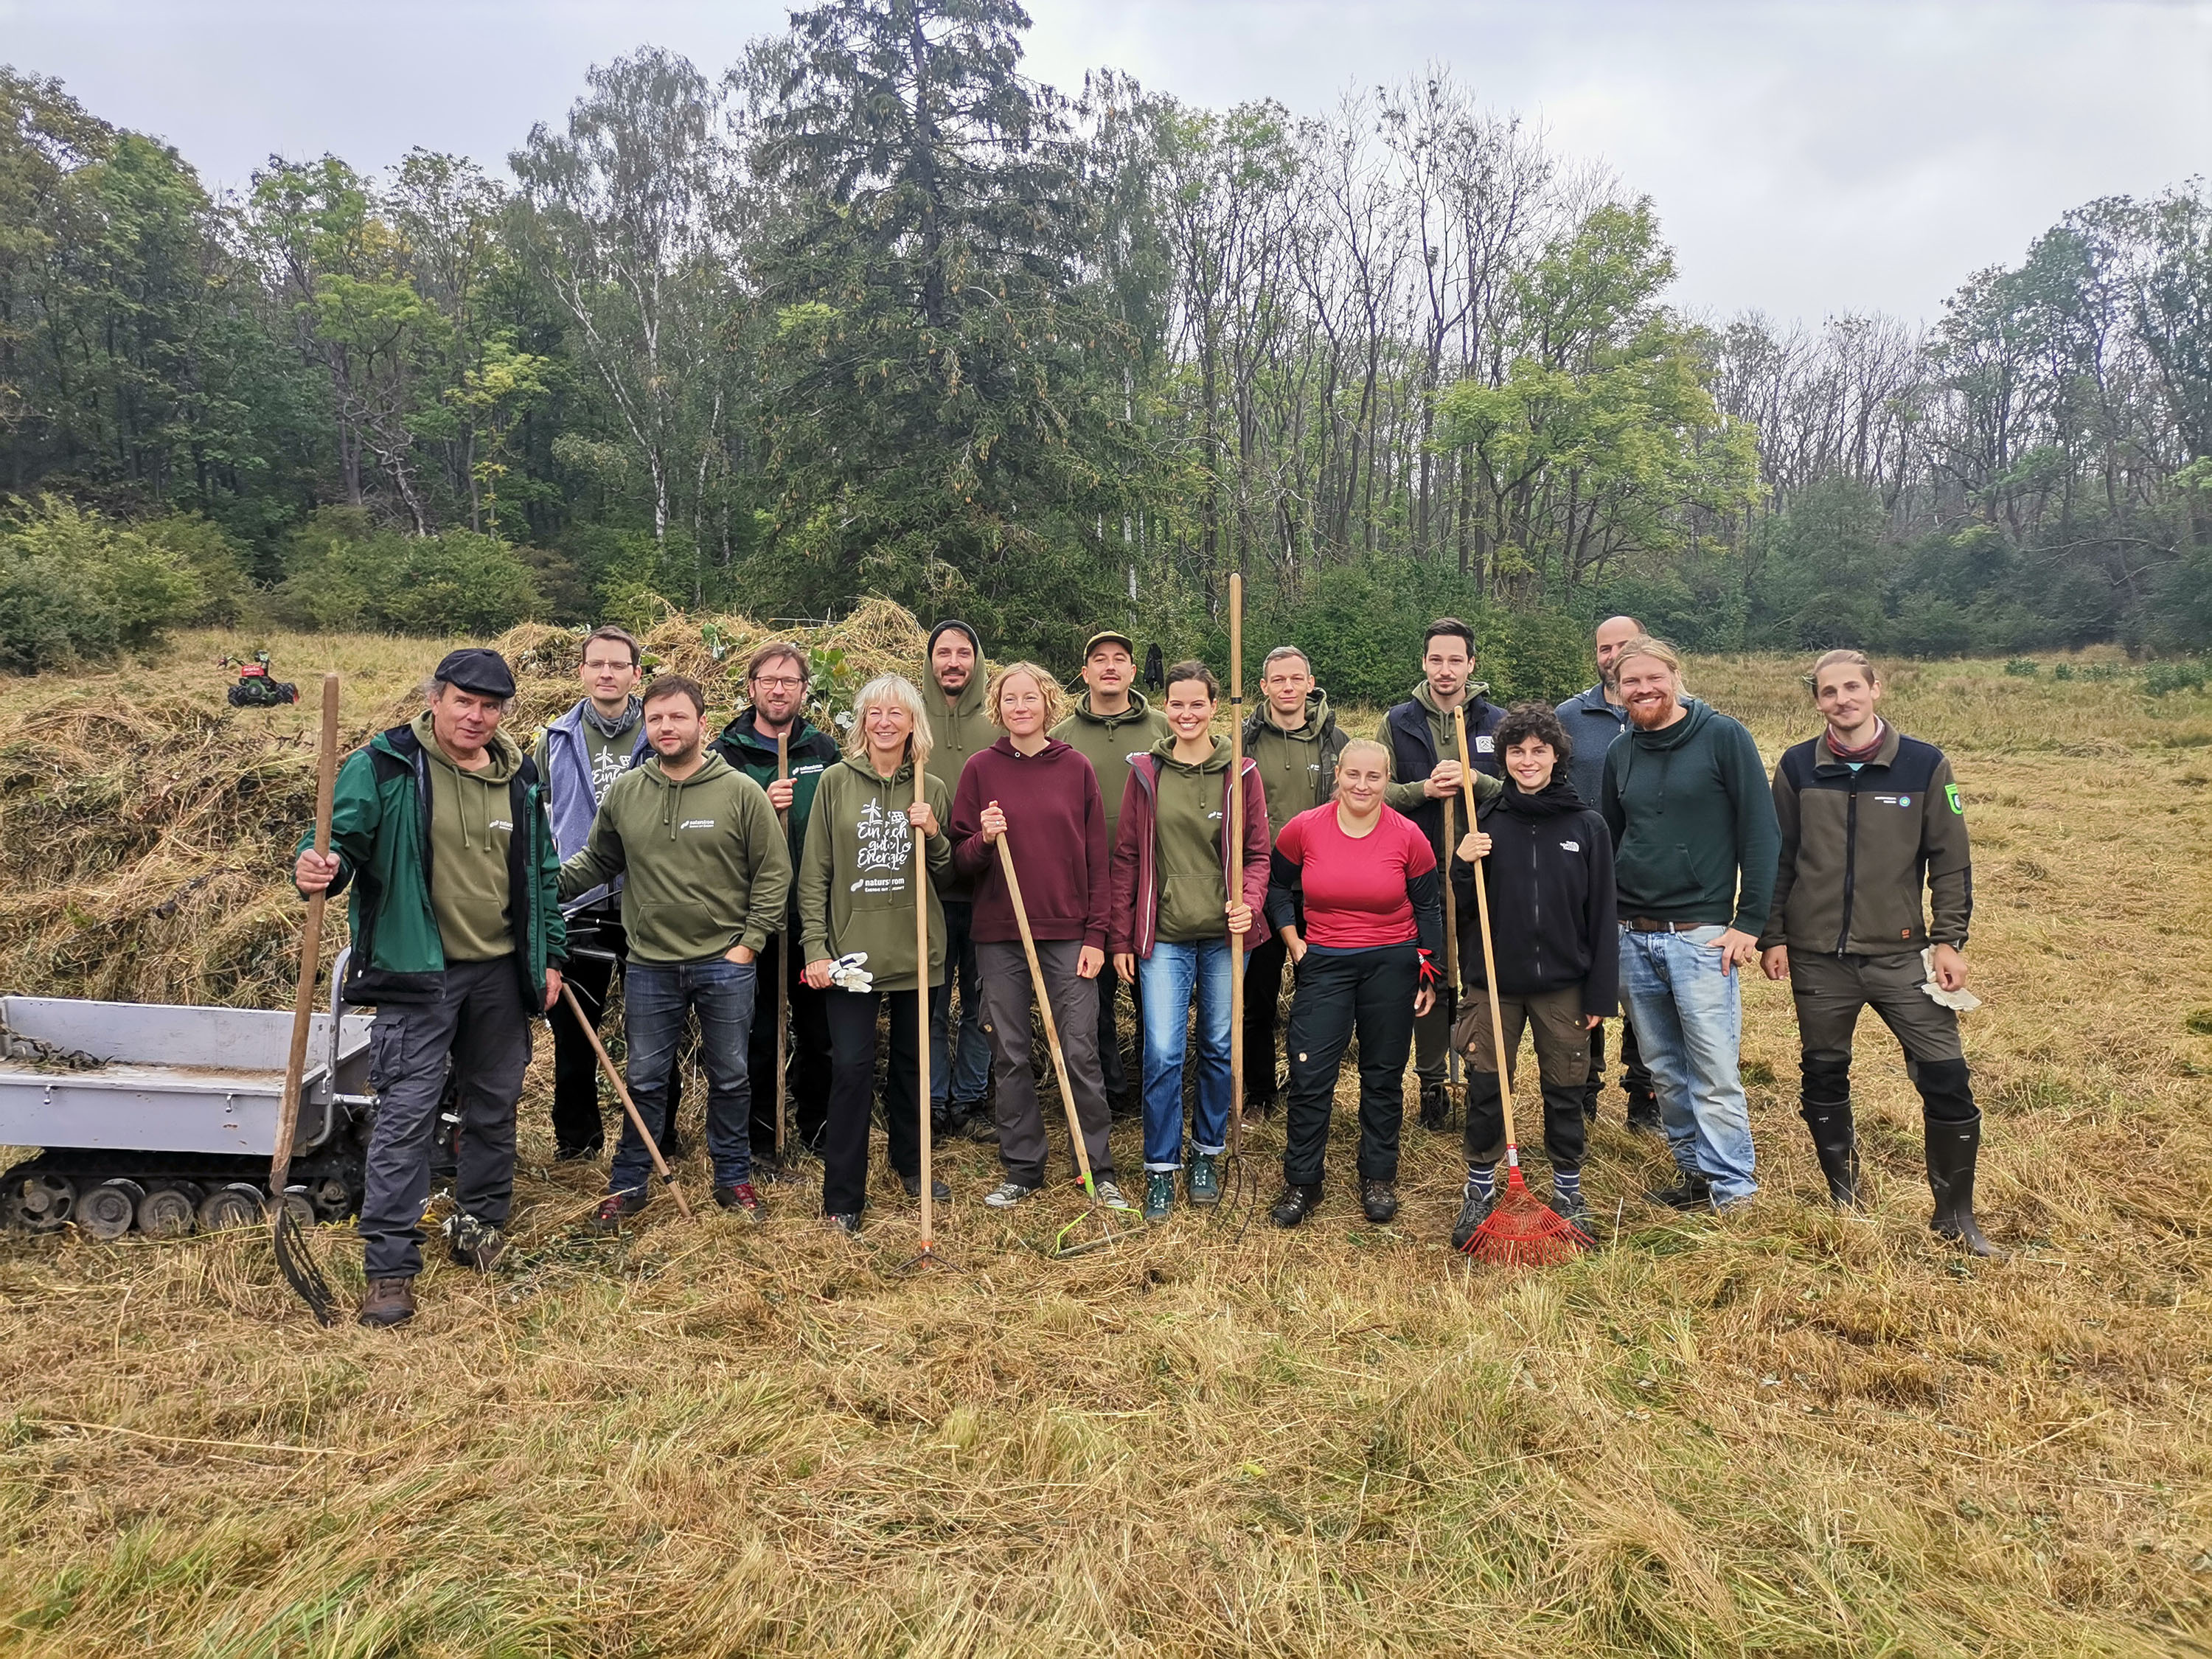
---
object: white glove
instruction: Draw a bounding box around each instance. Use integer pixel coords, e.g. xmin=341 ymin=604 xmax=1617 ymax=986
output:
xmin=829 ymin=951 xmax=874 ymax=993
xmin=1920 ymin=945 xmax=1980 ymax=1011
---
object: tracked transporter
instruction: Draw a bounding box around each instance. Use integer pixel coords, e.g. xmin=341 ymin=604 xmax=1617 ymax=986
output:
xmin=0 ymin=950 xmax=375 ymax=1239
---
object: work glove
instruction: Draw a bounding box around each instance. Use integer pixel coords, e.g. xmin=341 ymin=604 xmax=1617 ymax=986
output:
xmin=829 ymin=952 xmax=874 ymax=994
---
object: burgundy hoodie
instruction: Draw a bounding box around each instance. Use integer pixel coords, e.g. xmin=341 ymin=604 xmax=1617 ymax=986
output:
xmin=951 ymin=736 xmax=1110 ymax=948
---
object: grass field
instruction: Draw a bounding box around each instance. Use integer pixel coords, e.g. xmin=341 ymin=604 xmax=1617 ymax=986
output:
xmin=2 ymin=627 xmax=2210 ymax=1656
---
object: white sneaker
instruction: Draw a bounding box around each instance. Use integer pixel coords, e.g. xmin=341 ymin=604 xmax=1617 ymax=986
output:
xmin=1092 ymin=1178 xmax=1133 ymax=1211
xmin=982 ymin=1179 xmax=1040 ymax=1209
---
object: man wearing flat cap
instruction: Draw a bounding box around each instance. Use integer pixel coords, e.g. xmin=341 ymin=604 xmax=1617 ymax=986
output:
xmin=294 ymin=647 xmax=566 ymax=1328
xmin=1051 ymin=628 xmax=1169 ymax=1113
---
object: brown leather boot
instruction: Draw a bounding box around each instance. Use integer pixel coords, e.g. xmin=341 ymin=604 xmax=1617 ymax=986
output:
xmin=358 ymin=1276 xmax=416 ymax=1327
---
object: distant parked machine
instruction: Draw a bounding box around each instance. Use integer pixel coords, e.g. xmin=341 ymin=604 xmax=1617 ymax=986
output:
xmin=225 ymin=650 xmax=299 ymax=708
xmin=0 ymin=951 xmax=374 ymax=1238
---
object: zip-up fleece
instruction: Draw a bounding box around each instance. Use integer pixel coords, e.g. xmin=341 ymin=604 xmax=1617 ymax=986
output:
xmin=302 ymin=719 xmax=565 ymax=1009
xmin=797 ymin=755 xmax=954 ymax=992
xmin=557 ymin=751 xmax=791 ymax=965
xmin=1453 ymin=777 xmax=1619 ymax=1015
xmin=1108 ymin=737 xmax=1270 ymax=959
xmin=1554 ymin=684 xmax=1630 ymax=818
xmin=1379 ymin=681 xmax=1505 ymax=851
xmin=1243 ymin=687 xmax=1351 ymax=838
xmin=951 ymin=737 xmax=1110 ymax=947
xmin=711 ymin=708 xmax=840 ymax=873
xmin=536 ymin=699 xmax=647 ymax=911
xmin=1600 ymin=698 xmax=1780 ymax=932
xmin=1050 ymin=689 xmax=1169 ymax=846
xmin=1759 ymin=724 xmax=1972 ymax=956
xmin=923 ymin=674 xmax=991 ymax=899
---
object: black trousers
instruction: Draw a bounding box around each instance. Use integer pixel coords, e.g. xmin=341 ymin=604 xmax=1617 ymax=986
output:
xmin=821 ymin=986 xmax=925 ymax=1217
xmin=745 ymin=930 xmax=832 ymax=1158
xmin=1582 ymin=1012 xmax=1653 ymax=1113
xmin=1241 ymin=932 xmax=1288 ymax=1104
xmin=1281 ymin=944 xmax=1418 ymax=1186
xmin=1093 ymin=968 xmax=1142 ymax=1099
xmin=550 ymin=909 xmax=625 ymax=1151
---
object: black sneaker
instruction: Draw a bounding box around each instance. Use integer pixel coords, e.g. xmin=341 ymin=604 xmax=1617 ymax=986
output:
xmin=1550 ymin=1188 xmax=1595 ymax=1234
xmin=1646 ymin=1169 xmax=1712 ymax=1211
xmin=824 ymin=1210 xmax=861 ymax=1236
xmin=591 ymin=1189 xmax=649 ymax=1233
xmin=900 ymin=1173 xmax=952 ymax=1201
xmin=1270 ymin=1183 xmax=1322 ymax=1228
xmin=1450 ymin=1185 xmax=1496 ymax=1250
xmin=1360 ymin=1180 xmax=1399 ymax=1224
xmin=1417 ymin=1081 xmax=1451 ymax=1131
xmin=552 ymin=1140 xmax=603 ymax=1164
xmin=714 ymin=1181 xmax=760 ymax=1216
xmin=1625 ymin=1093 xmax=1663 ymax=1135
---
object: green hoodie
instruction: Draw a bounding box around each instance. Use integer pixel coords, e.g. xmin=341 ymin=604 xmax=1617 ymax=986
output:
xmin=798 ymin=754 xmax=955 ymax=993
xmin=923 ymin=672 xmax=992 ymax=798
xmin=1244 ymin=686 xmax=1348 ymax=838
xmin=1150 ymin=734 xmax=1232 ymax=942
xmin=1600 ymin=697 xmax=1781 ymax=932
xmin=557 ymin=750 xmax=792 ymax=965
xmin=417 ymin=709 xmax=526 ymax=962
xmin=1051 ymin=689 xmax=1170 ymax=846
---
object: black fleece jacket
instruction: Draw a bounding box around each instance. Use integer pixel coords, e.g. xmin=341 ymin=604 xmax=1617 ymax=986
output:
xmin=1451 ymin=777 xmax=1619 ymax=1016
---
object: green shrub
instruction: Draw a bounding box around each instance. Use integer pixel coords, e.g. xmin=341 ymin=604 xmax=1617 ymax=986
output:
xmin=2082 ymin=662 xmax=2125 ymax=682
xmin=2143 ymin=660 xmax=2207 ymax=698
xmin=271 ymin=509 xmax=542 ymax=636
xmin=2051 ymin=662 xmax=2074 ymax=681
xmin=0 ymin=495 xmax=206 ymax=672
xmin=2003 ymin=658 xmax=2039 ymax=677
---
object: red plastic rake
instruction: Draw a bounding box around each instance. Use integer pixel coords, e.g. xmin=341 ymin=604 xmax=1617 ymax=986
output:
xmin=1450 ymin=709 xmax=1593 ymax=1267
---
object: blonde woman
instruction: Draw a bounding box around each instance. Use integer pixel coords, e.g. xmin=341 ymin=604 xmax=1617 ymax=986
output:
xmin=796 ymin=675 xmax=954 ymax=1233
xmin=950 ymin=662 xmax=1122 ymax=1208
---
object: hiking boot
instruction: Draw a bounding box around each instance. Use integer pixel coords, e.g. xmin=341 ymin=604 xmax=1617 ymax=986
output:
xmin=1360 ymin=1180 xmax=1399 ymax=1224
xmin=1646 ymin=1169 xmax=1713 ymax=1211
xmin=1093 ymin=1178 xmax=1132 ymax=1211
xmin=1143 ymin=1170 xmax=1175 ymax=1222
xmin=900 ymin=1174 xmax=952 ymax=1201
xmin=981 ymin=1179 xmax=1040 ymax=1210
xmin=824 ymin=1210 xmax=861 ymax=1236
xmin=445 ymin=1213 xmax=504 ymax=1271
xmin=1270 ymin=1182 xmax=1322 ymax=1228
xmin=1549 ymin=1187 xmax=1594 ymax=1235
xmin=1624 ymin=1092 xmax=1663 ymax=1135
xmin=553 ymin=1139 xmax=602 ymax=1164
xmin=714 ymin=1182 xmax=760 ymax=1216
xmin=1417 ymin=1080 xmax=1452 ymax=1132
xmin=1186 ymin=1152 xmax=1222 ymax=1208
xmin=357 ymin=1276 xmax=416 ymax=1327
xmin=1927 ymin=1113 xmax=2005 ymax=1259
xmin=1450 ymin=1184 xmax=1497 ymax=1250
xmin=591 ymin=1189 xmax=649 ymax=1233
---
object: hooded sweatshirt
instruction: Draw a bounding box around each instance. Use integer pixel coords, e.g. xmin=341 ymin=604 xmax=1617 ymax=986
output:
xmin=797 ymin=754 xmax=955 ymax=993
xmin=1244 ymin=687 xmax=1350 ymax=838
xmin=557 ymin=750 xmax=790 ymax=965
xmin=1110 ymin=737 xmax=1271 ymax=959
xmin=1050 ymin=689 xmax=1170 ymax=849
xmin=417 ymin=709 xmax=524 ymax=961
xmin=1453 ymin=776 xmax=1618 ymax=1013
xmin=951 ymin=736 xmax=1110 ymax=947
xmin=1600 ymin=698 xmax=1780 ymax=933
xmin=923 ymin=672 xmax=991 ymax=900
xmin=1379 ymin=681 xmax=1506 ymax=852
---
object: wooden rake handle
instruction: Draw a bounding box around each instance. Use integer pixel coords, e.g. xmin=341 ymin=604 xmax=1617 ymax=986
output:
xmin=562 ymin=984 xmax=694 ymax=1220
xmin=272 ymin=672 xmax=341 ymax=1198
xmin=914 ymin=766 xmax=934 ymax=1248
xmin=1454 ymin=711 xmax=1521 ymax=1154
xmin=994 ymin=832 xmax=1102 ymax=1196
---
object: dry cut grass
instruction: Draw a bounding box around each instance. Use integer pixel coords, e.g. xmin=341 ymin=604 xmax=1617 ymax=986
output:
xmin=2 ymin=630 xmax=2211 ymax=1656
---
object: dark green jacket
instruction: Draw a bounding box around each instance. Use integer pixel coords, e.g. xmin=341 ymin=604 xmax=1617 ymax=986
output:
xmin=712 ymin=708 xmax=841 ymax=875
xmin=302 ymin=722 xmax=566 ymax=1009
xmin=797 ymin=755 xmax=955 ymax=993
xmin=1600 ymin=698 xmax=1780 ymax=933
xmin=1243 ymin=687 xmax=1350 ymax=839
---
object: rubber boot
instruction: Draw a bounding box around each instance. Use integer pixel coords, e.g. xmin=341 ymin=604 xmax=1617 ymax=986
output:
xmin=1799 ymin=1052 xmax=1862 ymax=1208
xmin=1917 ymin=1057 xmax=2003 ymax=1259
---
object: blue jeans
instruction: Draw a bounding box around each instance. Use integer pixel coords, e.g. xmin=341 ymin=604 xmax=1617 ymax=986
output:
xmin=1617 ymin=925 xmax=1758 ymax=1204
xmin=613 ymin=956 xmax=757 ymax=1195
xmin=1138 ymin=938 xmax=1234 ymax=1172
xmin=930 ymin=900 xmax=991 ymax=1110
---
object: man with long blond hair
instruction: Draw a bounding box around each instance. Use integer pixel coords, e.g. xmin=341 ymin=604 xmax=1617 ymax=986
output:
xmin=951 ymin=661 xmax=1123 ymax=1208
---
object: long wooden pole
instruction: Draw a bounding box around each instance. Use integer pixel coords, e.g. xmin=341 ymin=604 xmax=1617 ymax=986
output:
xmin=995 ymin=834 xmax=1105 ymax=1197
xmin=776 ymin=730 xmax=790 ymax=1166
xmin=914 ymin=762 xmax=934 ymax=1251
xmin=1227 ymin=571 xmax=1245 ymax=1154
xmin=1453 ymin=712 xmax=1520 ymax=1152
xmin=271 ymin=672 xmax=340 ymax=1202
xmin=563 ymin=984 xmax=693 ymax=1220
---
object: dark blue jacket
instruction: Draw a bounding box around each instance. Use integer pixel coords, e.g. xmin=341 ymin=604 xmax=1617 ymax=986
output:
xmin=1555 ymin=684 xmax=1630 ymax=815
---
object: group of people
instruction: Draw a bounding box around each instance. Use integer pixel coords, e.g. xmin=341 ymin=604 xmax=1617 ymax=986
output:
xmin=293 ymin=613 xmax=1998 ymax=1331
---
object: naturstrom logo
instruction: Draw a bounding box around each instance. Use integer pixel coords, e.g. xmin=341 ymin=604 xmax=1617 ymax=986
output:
xmin=679 ymin=818 xmax=716 ymax=830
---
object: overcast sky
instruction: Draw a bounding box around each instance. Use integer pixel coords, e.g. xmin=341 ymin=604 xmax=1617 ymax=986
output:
xmin=4 ymin=0 xmax=2206 ymax=324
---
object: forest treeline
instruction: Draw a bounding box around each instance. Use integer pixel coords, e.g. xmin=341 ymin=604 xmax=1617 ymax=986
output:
xmin=2 ymin=0 xmax=2208 ymax=692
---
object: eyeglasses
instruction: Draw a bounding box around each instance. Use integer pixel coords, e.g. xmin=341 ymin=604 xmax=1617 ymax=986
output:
xmin=751 ymin=675 xmax=804 ymax=690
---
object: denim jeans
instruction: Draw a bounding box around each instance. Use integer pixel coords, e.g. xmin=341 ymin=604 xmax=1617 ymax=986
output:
xmin=1138 ymin=937 xmax=1234 ymax=1171
xmin=612 ymin=955 xmax=757 ymax=1196
xmin=929 ymin=900 xmax=992 ymax=1110
xmin=1617 ymin=925 xmax=1757 ymax=1203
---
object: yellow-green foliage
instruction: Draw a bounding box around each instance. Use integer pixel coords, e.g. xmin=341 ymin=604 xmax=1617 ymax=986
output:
xmin=1 ymin=631 xmax=2208 ymax=1655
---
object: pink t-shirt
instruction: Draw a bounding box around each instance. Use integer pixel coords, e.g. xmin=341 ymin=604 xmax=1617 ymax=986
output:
xmin=1274 ymin=804 xmax=1436 ymax=950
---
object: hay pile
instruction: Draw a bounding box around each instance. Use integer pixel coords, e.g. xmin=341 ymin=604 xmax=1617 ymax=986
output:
xmin=0 ymin=602 xmax=931 ymax=1008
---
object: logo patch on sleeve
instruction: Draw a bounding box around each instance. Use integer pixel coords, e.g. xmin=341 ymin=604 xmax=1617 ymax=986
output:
xmin=1945 ymin=783 xmax=1963 ymax=814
